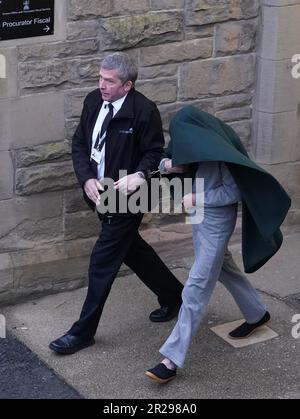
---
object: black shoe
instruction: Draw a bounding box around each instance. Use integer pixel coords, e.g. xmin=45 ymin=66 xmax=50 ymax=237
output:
xmin=228 ymin=311 xmax=271 ymax=339
xmin=145 ymin=363 xmax=177 ymax=384
xmin=49 ymin=333 xmax=95 ymax=355
xmin=149 ymin=303 xmax=181 ymax=323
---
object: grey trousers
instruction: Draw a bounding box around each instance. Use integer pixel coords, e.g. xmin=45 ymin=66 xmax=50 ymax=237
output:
xmin=159 ymin=204 xmax=267 ymax=368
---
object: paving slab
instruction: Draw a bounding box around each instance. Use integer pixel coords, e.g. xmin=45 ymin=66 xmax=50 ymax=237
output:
xmin=210 ymin=320 xmax=278 ymax=348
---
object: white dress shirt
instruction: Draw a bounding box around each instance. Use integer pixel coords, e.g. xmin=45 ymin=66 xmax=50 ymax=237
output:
xmin=91 ymin=94 xmax=128 ymax=180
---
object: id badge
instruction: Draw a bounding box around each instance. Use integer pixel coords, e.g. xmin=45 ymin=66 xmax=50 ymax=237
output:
xmin=91 ymin=148 xmax=102 ymax=164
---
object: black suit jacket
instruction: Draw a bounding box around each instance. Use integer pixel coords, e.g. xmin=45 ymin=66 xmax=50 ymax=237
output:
xmin=72 ymin=88 xmax=164 ymax=211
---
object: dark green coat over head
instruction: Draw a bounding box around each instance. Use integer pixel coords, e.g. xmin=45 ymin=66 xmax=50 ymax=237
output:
xmin=166 ymin=106 xmax=291 ymax=274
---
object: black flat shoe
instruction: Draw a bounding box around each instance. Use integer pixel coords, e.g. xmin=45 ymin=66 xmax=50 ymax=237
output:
xmin=228 ymin=311 xmax=271 ymax=339
xmin=145 ymin=363 xmax=177 ymax=384
xmin=49 ymin=333 xmax=95 ymax=355
xmin=149 ymin=304 xmax=181 ymax=323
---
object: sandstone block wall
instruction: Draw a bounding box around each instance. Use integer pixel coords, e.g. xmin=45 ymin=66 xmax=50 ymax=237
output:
xmin=0 ymin=0 xmax=299 ymax=305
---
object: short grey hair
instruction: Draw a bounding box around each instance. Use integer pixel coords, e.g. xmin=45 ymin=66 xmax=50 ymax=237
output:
xmin=101 ymin=52 xmax=138 ymax=84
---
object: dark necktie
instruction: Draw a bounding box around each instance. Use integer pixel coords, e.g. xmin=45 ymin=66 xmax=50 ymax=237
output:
xmin=94 ymin=103 xmax=114 ymax=152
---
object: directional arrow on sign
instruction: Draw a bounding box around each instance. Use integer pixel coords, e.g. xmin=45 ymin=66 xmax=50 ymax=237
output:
xmin=43 ymin=26 xmax=50 ymax=32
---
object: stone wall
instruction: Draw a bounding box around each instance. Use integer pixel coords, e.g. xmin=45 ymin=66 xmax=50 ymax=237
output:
xmin=252 ymin=0 xmax=300 ymax=232
xmin=0 ymin=0 xmax=299 ymax=305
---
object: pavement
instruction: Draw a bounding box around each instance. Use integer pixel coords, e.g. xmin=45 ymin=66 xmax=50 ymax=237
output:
xmin=0 ymin=233 xmax=300 ymax=399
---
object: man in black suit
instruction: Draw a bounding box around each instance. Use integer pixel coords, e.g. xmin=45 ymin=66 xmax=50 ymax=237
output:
xmin=49 ymin=52 xmax=183 ymax=354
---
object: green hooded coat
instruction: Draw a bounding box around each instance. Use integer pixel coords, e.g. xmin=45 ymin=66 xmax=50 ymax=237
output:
xmin=165 ymin=106 xmax=291 ymax=274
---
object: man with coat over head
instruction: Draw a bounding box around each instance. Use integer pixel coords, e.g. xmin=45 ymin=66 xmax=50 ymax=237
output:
xmin=145 ymin=106 xmax=291 ymax=383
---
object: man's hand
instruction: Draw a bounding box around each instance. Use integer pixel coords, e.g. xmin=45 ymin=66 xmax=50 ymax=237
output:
xmin=164 ymin=159 xmax=189 ymax=174
xmin=84 ymin=179 xmax=104 ymax=204
xmin=182 ymin=193 xmax=196 ymax=210
xmin=114 ymin=172 xmax=145 ymax=195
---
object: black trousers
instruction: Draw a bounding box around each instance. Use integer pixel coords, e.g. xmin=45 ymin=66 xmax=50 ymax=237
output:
xmin=68 ymin=214 xmax=183 ymax=339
